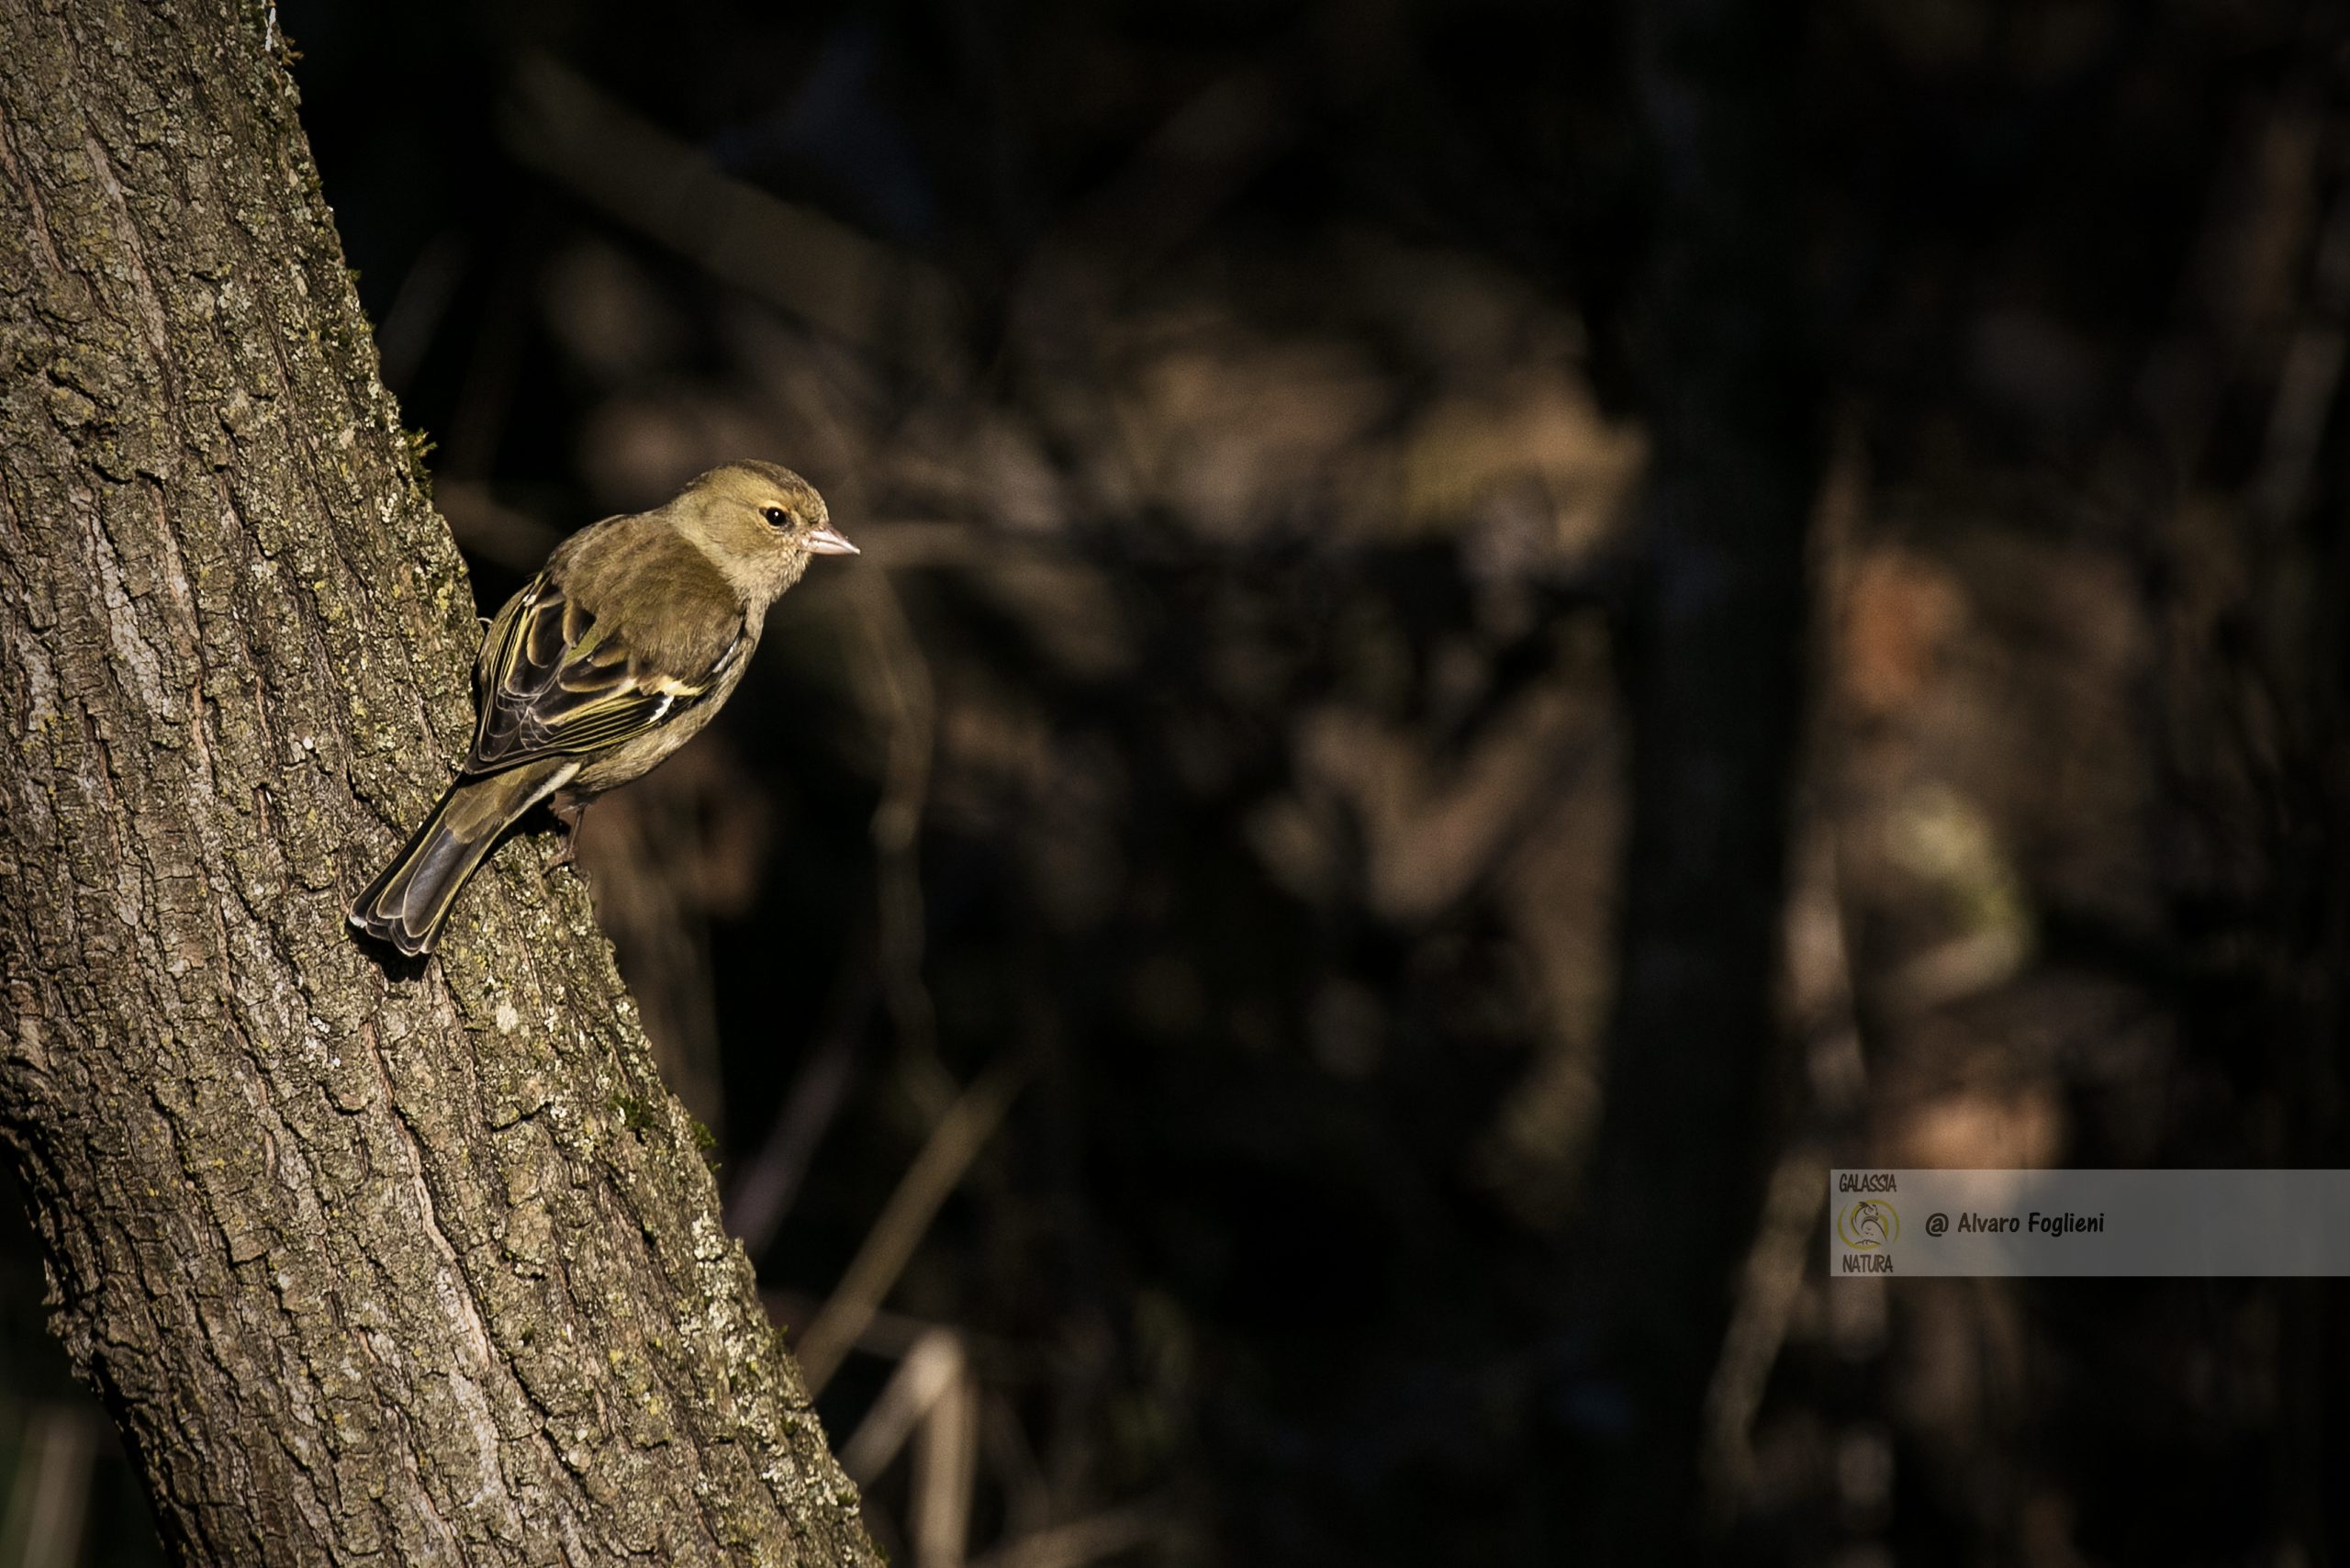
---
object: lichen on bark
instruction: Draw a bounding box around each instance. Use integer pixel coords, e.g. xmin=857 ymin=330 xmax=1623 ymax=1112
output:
xmin=0 ymin=0 xmax=879 ymax=1562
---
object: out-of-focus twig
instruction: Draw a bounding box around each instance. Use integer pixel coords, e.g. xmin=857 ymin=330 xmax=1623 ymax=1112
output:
xmin=794 ymin=1054 xmax=1033 ymax=1395
xmin=574 ymin=742 xmax=767 ymax=1134
xmin=375 ymin=230 xmax=468 ymax=395
xmin=838 ymin=561 xmax=944 ymax=1093
xmin=1699 ymin=1145 xmax=1829 ymax=1518
xmin=0 ymin=1404 xmax=97 ymax=1568
xmin=822 ymin=1325 xmax=987 ymax=1568
xmin=2253 ymin=182 xmax=2350 ymax=530
xmin=727 ymin=955 xmax=878 ymax=1258
xmin=763 ymin=1291 xmax=1016 ymax=1370
xmin=726 ymin=535 xmax=957 ymax=1253
xmin=966 ymin=1505 xmax=1166 ymax=1568
xmin=981 ymin=1389 xmax=1053 ymax=1541
xmin=841 ymin=1327 xmax=968 ymax=1483
xmin=912 ymin=1341 xmax=979 ymax=1568
xmin=500 ymin=54 xmax=964 ymax=366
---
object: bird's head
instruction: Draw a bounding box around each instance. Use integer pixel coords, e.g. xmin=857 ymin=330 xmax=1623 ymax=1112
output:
xmin=669 ymin=461 xmax=856 ymax=606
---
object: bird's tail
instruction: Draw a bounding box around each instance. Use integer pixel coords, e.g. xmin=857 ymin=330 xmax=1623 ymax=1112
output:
xmin=348 ymin=764 xmax=571 ymax=958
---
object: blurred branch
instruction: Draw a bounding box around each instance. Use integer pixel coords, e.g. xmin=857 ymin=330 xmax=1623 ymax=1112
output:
xmin=2252 ymin=181 xmax=2350 ymax=531
xmin=501 ymin=54 xmax=965 ymax=365
xmin=981 ymin=1391 xmax=1054 ymax=1541
xmin=764 ymin=1291 xmax=1017 ymax=1371
xmin=728 ymin=956 xmax=877 ymax=1258
xmin=966 ymin=1505 xmax=1166 ymax=1568
xmin=1572 ymin=0 xmax=1821 ymax=1551
xmin=724 ymin=535 xmax=993 ymax=1249
xmin=1001 ymin=62 xmax=1301 ymax=508
xmin=839 ymin=561 xmax=945 ymax=1076
xmin=575 ymin=744 xmax=767 ymax=1133
xmin=827 ymin=1324 xmax=987 ymax=1568
xmin=716 ymin=541 xmax=960 ymax=1256
xmin=1699 ymin=1145 xmax=1828 ymax=1518
xmin=0 ymin=1405 xmax=96 ymax=1568
xmin=1030 ymin=66 xmax=1293 ymax=274
xmin=841 ymin=1327 xmax=967 ymax=1484
xmin=375 ymin=230 xmax=468 ymax=395
xmin=912 ymin=1344 xmax=980 ymax=1568
xmin=794 ymin=1054 xmax=1034 ymax=1395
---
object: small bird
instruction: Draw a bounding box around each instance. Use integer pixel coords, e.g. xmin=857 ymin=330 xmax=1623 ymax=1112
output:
xmin=349 ymin=461 xmax=856 ymax=958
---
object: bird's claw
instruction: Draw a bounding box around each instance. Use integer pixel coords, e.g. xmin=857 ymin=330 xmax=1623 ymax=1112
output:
xmin=545 ymin=793 xmax=588 ymax=872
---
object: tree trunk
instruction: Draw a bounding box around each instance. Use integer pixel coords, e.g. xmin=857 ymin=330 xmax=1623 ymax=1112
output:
xmin=1568 ymin=0 xmax=1820 ymax=1553
xmin=0 ymin=2 xmax=879 ymax=1563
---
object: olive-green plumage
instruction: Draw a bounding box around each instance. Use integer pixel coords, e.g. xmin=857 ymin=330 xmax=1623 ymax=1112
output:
xmin=350 ymin=462 xmax=856 ymax=958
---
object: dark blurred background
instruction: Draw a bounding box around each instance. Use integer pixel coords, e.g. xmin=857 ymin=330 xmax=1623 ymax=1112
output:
xmin=7 ymin=0 xmax=2350 ymax=1562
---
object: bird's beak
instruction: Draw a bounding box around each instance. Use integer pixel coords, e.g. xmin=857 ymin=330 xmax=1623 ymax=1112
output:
xmin=806 ymin=524 xmax=859 ymax=556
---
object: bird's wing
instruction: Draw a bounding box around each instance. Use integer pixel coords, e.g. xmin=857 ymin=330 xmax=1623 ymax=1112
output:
xmin=464 ymin=573 xmax=748 ymax=774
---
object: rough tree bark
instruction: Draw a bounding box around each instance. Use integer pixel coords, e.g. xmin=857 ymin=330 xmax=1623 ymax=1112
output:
xmin=0 ymin=2 xmax=879 ymax=1562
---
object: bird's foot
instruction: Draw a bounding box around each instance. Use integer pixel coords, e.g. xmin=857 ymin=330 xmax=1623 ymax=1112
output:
xmin=546 ymin=793 xmax=588 ymax=870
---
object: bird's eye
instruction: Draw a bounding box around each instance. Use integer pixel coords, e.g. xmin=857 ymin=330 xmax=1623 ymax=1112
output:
xmin=760 ymin=506 xmax=793 ymax=529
